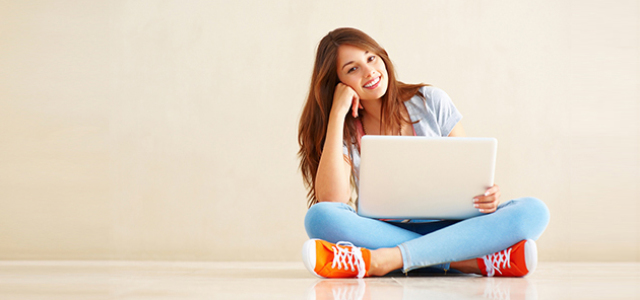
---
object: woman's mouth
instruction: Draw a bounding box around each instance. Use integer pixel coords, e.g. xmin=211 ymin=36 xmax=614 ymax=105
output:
xmin=363 ymin=76 xmax=381 ymax=89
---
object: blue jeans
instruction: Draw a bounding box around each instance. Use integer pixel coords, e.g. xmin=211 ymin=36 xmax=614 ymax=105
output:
xmin=304 ymin=197 xmax=550 ymax=273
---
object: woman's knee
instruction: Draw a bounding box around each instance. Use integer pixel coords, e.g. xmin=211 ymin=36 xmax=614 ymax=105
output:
xmin=504 ymin=197 xmax=550 ymax=240
xmin=513 ymin=196 xmax=549 ymax=215
xmin=304 ymin=201 xmax=353 ymax=239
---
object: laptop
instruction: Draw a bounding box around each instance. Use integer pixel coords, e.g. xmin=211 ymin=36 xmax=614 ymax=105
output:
xmin=357 ymin=136 xmax=497 ymax=220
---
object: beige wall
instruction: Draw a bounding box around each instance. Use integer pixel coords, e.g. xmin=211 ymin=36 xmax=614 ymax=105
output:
xmin=0 ymin=0 xmax=638 ymax=262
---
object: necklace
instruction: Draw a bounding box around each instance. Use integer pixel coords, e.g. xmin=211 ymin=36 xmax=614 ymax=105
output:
xmin=361 ymin=117 xmax=376 ymax=136
xmin=361 ymin=114 xmax=380 ymax=136
xmin=361 ymin=118 xmax=367 ymax=135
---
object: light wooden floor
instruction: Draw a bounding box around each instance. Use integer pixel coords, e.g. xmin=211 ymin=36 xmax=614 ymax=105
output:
xmin=1 ymin=261 xmax=638 ymax=299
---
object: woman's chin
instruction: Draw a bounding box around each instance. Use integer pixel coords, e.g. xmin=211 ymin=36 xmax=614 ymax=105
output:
xmin=359 ymin=89 xmax=387 ymax=101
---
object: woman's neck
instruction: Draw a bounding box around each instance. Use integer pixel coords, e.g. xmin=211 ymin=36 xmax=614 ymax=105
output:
xmin=360 ymin=98 xmax=383 ymax=124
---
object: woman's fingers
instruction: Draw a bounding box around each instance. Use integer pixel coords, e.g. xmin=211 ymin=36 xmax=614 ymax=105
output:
xmin=484 ymin=184 xmax=499 ymax=196
xmin=479 ymin=207 xmax=497 ymax=214
xmin=474 ymin=200 xmax=498 ymax=213
xmin=474 ymin=200 xmax=496 ymax=209
xmin=474 ymin=185 xmax=499 ymax=200
xmin=334 ymin=83 xmax=361 ymax=118
xmin=351 ymin=95 xmax=360 ymax=118
xmin=472 ymin=184 xmax=501 ymax=213
xmin=474 ymin=190 xmax=500 ymax=203
xmin=473 ymin=191 xmax=500 ymax=214
xmin=474 ymin=196 xmax=494 ymax=204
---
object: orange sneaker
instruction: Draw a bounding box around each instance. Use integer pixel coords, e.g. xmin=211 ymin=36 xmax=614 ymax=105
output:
xmin=477 ymin=239 xmax=538 ymax=277
xmin=302 ymin=239 xmax=371 ymax=278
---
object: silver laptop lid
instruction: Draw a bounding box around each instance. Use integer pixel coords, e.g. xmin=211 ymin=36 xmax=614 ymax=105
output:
xmin=357 ymin=136 xmax=497 ymax=220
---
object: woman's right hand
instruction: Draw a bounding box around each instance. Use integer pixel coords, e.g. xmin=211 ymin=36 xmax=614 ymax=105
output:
xmin=332 ymin=83 xmax=363 ymax=118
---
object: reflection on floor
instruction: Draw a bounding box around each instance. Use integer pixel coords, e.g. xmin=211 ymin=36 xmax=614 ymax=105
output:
xmin=0 ymin=261 xmax=638 ymax=299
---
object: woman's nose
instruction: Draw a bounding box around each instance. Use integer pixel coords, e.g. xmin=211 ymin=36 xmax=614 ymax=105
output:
xmin=363 ymin=65 xmax=376 ymax=77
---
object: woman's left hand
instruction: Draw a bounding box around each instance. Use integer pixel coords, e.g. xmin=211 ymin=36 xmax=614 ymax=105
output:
xmin=473 ymin=184 xmax=501 ymax=214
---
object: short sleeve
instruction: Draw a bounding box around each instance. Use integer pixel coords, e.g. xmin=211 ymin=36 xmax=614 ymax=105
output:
xmin=343 ymin=141 xmax=349 ymax=156
xmin=423 ymin=87 xmax=463 ymax=136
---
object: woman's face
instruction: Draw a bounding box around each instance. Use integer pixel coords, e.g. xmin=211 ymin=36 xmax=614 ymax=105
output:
xmin=336 ymin=44 xmax=389 ymax=101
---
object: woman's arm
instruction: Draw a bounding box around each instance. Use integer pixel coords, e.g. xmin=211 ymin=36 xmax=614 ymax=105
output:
xmin=315 ymin=83 xmax=361 ymax=204
xmin=315 ymin=114 xmax=352 ymax=204
xmin=448 ymin=122 xmax=466 ymax=137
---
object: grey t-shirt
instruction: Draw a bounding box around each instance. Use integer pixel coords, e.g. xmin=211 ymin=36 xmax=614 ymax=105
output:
xmin=343 ymin=86 xmax=463 ymax=195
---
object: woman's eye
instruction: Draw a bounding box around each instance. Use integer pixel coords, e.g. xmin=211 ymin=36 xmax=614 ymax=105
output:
xmin=368 ymin=56 xmax=376 ymax=62
xmin=347 ymin=67 xmax=357 ymax=73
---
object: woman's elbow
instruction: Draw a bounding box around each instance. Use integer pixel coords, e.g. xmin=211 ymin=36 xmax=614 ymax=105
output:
xmin=316 ymin=190 xmax=350 ymax=204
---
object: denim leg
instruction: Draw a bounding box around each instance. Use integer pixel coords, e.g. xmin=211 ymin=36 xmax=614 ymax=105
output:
xmin=398 ymin=197 xmax=550 ymax=272
xmin=304 ymin=197 xmax=550 ymax=273
xmin=304 ymin=202 xmax=422 ymax=249
xmin=305 ymin=202 xmax=456 ymax=270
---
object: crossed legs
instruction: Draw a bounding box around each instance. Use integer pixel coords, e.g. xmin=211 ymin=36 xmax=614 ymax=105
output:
xmin=304 ymin=197 xmax=550 ymax=274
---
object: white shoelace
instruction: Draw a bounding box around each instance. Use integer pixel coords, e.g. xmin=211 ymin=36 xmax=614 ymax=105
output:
xmin=482 ymin=248 xmax=512 ymax=277
xmin=331 ymin=242 xmax=366 ymax=278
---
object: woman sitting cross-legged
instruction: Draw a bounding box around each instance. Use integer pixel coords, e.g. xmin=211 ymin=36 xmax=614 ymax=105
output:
xmin=297 ymin=27 xmax=550 ymax=278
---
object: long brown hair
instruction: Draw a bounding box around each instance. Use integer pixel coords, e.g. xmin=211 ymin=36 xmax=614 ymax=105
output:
xmin=298 ymin=27 xmax=427 ymax=207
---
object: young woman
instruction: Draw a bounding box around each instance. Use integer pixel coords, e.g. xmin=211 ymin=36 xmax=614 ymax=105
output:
xmin=297 ymin=27 xmax=550 ymax=278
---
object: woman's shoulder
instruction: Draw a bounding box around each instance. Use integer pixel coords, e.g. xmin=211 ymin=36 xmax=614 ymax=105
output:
xmin=408 ymin=85 xmax=453 ymax=108
xmin=416 ymin=85 xmax=450 ymax=101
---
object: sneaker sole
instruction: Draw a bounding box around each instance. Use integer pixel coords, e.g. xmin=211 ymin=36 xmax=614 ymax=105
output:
xmin=524 ymin=239 xmax=538 ymax=276
xmin=302 ymin=239 xmax=323 ymax=278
